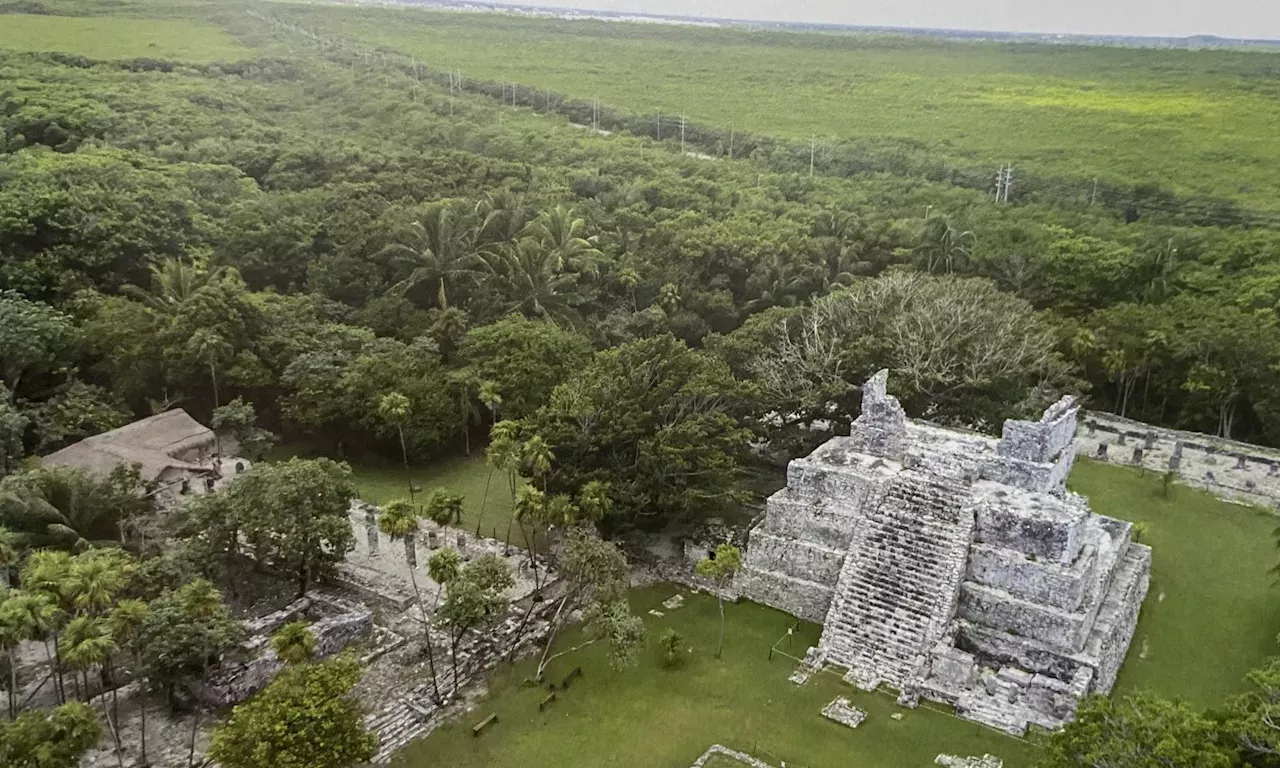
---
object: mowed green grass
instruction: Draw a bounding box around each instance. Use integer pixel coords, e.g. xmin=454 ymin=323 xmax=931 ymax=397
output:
xmin=0 ymin=13 xmax=248 ymax=61
xmin=1069 ymin=459 xmax=1280 ymax=706
xmin=396 ymin=586 xmax=1038 ymax=768
xmin=269 ymin=444 xmax=520 ymax=546
xmin=393 ymin=460 xmax=1280 ymax=768
xmin=282 ymin=6 xmax=1280 ymax=208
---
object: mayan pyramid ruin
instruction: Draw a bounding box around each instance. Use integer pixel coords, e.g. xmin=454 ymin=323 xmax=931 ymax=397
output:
xmin=738 ymin=370 xmax=1151 ymax=735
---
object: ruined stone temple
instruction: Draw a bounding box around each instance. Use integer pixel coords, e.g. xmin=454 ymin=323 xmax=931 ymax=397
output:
xmin=738 ymin=371 xmax=1151 ymax=735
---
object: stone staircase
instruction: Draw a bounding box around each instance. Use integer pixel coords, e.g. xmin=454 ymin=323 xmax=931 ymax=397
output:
xmin=819 ymin=471 xmax=974 ymax=692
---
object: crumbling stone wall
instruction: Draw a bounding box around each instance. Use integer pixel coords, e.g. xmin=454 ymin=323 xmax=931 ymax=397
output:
xmin=1077 ymin=412 xmax=1280 ymax=511
xmin=193 ymin=593 xmax=372 ymax=708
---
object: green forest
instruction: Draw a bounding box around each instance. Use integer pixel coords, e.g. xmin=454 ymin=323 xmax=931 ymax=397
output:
xmin=3 ymin=0 xmax=1280 ymax=766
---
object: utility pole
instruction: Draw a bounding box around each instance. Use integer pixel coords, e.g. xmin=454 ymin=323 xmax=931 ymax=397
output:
xmin=810 ymin=136 xmax=816 ymax=177
xmin=657 ymin=111 xmax=662 ymax=141
xmin=728 ymin=125 xmax=734 ymax=159
xmin=592 ymin=97 xmax=599 ymax=131
xmin=1091 ymin=177 xmax=1099 ymax=206
xmin=994 ymin=164 xmax=1014 ymax=204
xmin=680 ymin=114 xmax=686 ymax=154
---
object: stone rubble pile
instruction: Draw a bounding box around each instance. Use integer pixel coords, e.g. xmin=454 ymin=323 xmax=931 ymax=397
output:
xmin=936 ymin=754 xmax=1003 ymax=768
xmin=738 ymin=370 xmax=1151 ymax=735
xmin=820 ymin=697 xmax=867 ymax=729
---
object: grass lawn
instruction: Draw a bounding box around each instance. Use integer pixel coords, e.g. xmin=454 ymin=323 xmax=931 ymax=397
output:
xmin=396 ymin=586 xmax=1038 ymax=768
xmin=269 ymin=444 xmax=519 ymax=546
xmin=0 ymin=13 xmax=248 ymax=61
xmin=394 ymin=460 xmax=1280 ymax=767
xmin=1069 ymin=459 xmax=1280 ymax=706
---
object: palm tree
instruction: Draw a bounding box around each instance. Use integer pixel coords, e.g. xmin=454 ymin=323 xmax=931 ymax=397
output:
xmin=20 ymin=550 xmax=73 ymax=702
xmin=474 ymin=384 xmax=503 ymax=537
xmin=122 ymin=258 xmax=228 ymax=314
xmin=7 ymin=590 xmax=61 ymax=708
xmin=0 ymin=469 xmax=123 ymax=553
xmin=69 ymin=549 xmax=133 ymax=617
xmin=270 ymin=621 xmax=317 ymax=666
xmin=185 ymin=329 xmax=232 ymax=411
xmin=485 ymin=239 xmax=583 ymax=325
xmin=513 ymin=486 xmax=546 ymax=591
xmin=914 ymin=213 xmax=975 ymax=275
xmin=378 ymin=392 xmax=415 ymax=501
xmin=426 ymin=549 xmax=461 ymax=609
xmin=61 ymin=615 xmax=124 ymax=764
xmin=522 ymin=205 xmax=602 ymax=273
xmin=487 ymin=429 xmax=522 ymax=551
xmin=0 ymin=595 xmax=32 ymax=718
xmin=475 ymin=192 xmax=535 ymax=249
xmin=379 ymin=202 xmax=484 ymax=310
xmin=576 ymin=480 xmax=613 ymax=526
xmin=377 ymin=500 xmax=442 ymax=704
xmin=108 ymin=599 xmax=150 ymax=765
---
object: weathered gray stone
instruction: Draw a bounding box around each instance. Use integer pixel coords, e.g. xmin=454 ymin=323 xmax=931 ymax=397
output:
xmin=739 ymin=373 xmax=1150 ymax=736
xmin=821 ymin=697 xmax=867 ymax=728
xmin=193 ymin=594 xmax=372 ymax=708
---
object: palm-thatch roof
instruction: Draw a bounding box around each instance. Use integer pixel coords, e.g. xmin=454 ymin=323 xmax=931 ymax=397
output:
xmin=42 ymin=409 xmax=217 ymax=482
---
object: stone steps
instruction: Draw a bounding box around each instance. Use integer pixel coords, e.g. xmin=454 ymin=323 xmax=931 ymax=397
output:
xmin=819 ymin=472 xmax=974 ymax=691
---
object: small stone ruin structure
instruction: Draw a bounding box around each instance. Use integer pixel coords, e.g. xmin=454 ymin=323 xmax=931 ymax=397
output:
xmin=193 ymin=592 xmax=372 ymax=708
xmin=739 ymin=370 xmax=1150 ymax=735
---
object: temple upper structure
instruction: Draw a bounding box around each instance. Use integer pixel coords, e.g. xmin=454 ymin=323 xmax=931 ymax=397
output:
xmin=738 ymin=371 xmax=1150 ymax=734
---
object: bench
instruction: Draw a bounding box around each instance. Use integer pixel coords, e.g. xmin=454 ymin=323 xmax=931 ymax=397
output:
xmin=472 ymin=713 xmax=498 ymax=736
xmin=559 ymin=666 xmax=583 ymax=690
xmin=539 ymin=692 xmax=557 ymax=711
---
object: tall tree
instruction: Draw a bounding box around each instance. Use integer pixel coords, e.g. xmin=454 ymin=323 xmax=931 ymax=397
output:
xmin=224 ymin=459 xmax=357 ymax=596
xmin=436 ymin=554 xmax=513 ymax=700
xmin=379 ymin=500 xmax=443 ymax=703
xmin=696 ymin=544 xmax=742 ymax=659
xmin=107 ymin=598 xmax=150 ymax=765
xmin=380 ymin=202 xmax=483 ymax=310
xmin=526 ymin=334 xmax=751 ymax=532
xmin=378 ymin=392 xmax=415 ymax=501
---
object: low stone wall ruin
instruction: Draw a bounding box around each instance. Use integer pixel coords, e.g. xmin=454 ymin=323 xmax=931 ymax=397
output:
xmin=1076 ymin=412 xmax=1280 ymax=511
xmin=192 ymin=592 xmax=372 ymax=708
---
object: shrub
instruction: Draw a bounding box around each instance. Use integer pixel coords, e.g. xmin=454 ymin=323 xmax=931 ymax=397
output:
xmin=658 ymin=627 xmax=685 ymax=669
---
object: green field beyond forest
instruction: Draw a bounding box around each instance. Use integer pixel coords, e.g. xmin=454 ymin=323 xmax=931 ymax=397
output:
xmin=284 ymin=6 xmax=1280 ymax=209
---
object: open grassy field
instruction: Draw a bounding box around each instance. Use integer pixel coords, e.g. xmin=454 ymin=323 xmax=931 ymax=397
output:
xmin=0 ymin=12 xmax=248 ymax=61
xmin=269 ymin=444 xmax=520 ymax=545
xmin=394 ymin=461 xmax=1280 ymax=767
xmin=396 ymin=586 xmax=1039 ymax=768
xmin=277 ymin=5 xmax=1280 ymax=209
xmin=1069 ymin=460 xmax=1280 ymax=706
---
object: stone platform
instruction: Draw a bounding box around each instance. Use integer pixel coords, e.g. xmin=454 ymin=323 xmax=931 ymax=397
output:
xmin=738 ymin=371 xmax=1150 ymax=735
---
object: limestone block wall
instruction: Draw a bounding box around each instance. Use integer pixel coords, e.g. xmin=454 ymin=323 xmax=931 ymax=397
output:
xmin=966 ymin=543 xmax=1093 ymax=612
xmin=1076 ymin=412 xmax=1280 ymax=511
xmin=971 ymin=486 xmax=1088 ymax=565
xmin=744 ymin=531 xmax=847 ymax=586
xmin=957 ymin=583 xmax=1090 ymax=651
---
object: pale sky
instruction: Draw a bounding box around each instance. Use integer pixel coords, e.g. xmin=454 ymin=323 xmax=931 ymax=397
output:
xmin=491 ymin=0 xmax=1280 ymax=40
